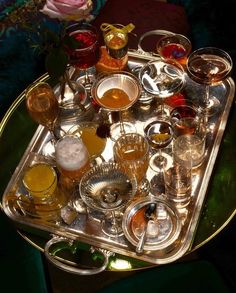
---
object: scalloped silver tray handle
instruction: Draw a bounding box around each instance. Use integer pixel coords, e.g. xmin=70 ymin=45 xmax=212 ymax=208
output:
xmin=137 ymin=29 xmax=175 ymax=55
xmin=44 ymin=236 xmax=114 ymax=275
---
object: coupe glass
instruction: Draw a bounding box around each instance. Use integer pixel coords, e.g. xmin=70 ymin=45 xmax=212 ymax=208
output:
xmin=92 ymin=71 xmax=141 ymax=140
xmin=25 ymin=82 xmax=59 ymax=157
xmin=65 ymin=22 xmax=100 ymax=88
xmin=156 ymin=33 xmax=192 ymax=66
xmin=139 ymin=59 xmax=185 ymax=117
xmin=186 ymin=47 xmax=232 ymax=116
xmin=79 ymin=162 xmax=137 ymax=237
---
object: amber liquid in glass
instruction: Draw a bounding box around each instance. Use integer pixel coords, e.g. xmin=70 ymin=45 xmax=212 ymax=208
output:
xmin=99 ymin=88 xmax=130 ymax=109
xmin=26 ymin=86 xmax=59 ymax=129
xmin=79 ymin=125 xmax=106 ymax=158
xmin=105 ymin=33 xmax=128 ymax=59
xmin=144 ymin=121 xmax=173 ymax=149
xmin=114 ymin=141 xmax=149 ymax=184
xmin=188 ymin=54 xmax=231 ymax=84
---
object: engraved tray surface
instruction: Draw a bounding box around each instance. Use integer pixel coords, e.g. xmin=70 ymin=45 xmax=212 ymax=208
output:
xmin=2 ymin=50 xmax=235 ymax=265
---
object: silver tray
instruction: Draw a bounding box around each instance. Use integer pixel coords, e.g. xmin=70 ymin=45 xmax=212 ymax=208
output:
xmin=2 ymin=49 xmax=235 ymax=273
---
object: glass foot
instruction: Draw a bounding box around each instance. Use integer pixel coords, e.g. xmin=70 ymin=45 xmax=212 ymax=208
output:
xmin=201 ymin=96 xmax=221 ymax=117
xmin=101 ymin=217 xmax=124 ymax=237
xmin=149 ymin=152 xmax=173 ymax=172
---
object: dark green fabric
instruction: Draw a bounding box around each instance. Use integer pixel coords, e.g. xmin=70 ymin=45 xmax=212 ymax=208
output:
xmin=99 ymin=260 xmax=229 ymax=292
xmin=0 ymin=211 xmax=48 ymax=293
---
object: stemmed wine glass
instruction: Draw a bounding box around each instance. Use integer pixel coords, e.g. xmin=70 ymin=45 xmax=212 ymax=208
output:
xmin=91 ymin=71 xmax=142 ymax=140
xmin=156 ymin=33 xmax=192 ymax=66
xmin=79 ymin=162 xmax=137 ymax=237
xmin=65 ymin=22 xmax=100 ymax=89
xmin=186 ymin=47 xmax=233 ymax=116
xmin=144 ymin=117 xmax=174 ymax=173
xmin=139 ymin=59 xmax=185 ymax=117
xmin=25 ymin=82 xmax=59 ymax=157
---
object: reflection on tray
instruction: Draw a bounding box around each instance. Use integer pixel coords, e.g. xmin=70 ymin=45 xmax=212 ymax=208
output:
xmin=2 ymin=50 xmax=235 ymax=267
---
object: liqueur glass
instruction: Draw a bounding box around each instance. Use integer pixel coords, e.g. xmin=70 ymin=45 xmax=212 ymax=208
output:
xmin=79 ymin=162 xmax=137 ymax=237
xmin=186 ymin=47 xmax=232 ymax=116
xmin=170 ymin=99 xmax=203 ymax=137
xmin=144 ymin=118 xmax=174 ymax=173
xmin=25 ymin=82 xmax=59 ymax=157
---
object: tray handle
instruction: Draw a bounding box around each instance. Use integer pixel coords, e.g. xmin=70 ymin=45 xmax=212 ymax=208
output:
xmin=137 ymin=29 xmax=175 ymax=54
xmin=44 ymin=236 xmax=114 ymax=275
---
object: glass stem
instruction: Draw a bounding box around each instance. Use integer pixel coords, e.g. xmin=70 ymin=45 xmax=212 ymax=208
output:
xmin=84 ymin=69 xmax=91 ymax=85
xmin=111 ymin=211 xmax=119 ymax=235
xmin=204 ymin=84 xmax=210 ymax=108
xmin=119 ymin=111 xmax=126 ymax=135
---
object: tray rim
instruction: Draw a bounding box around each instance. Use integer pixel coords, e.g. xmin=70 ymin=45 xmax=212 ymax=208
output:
xmin=1 ymin=50 xmax=235 ymax=266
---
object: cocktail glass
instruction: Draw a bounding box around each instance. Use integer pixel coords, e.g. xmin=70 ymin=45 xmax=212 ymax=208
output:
xmin=157 ymin=33 xmax=192 ymax=66
xmin=92 ymin=71 xmax=142 ymax=140
xmin=186 ymin=47 xmax=232 ymax=116
xmin=79 ymin=162 xmax=137 ymax=237
xmin=144 ymin=118 xmax=173 ymax=173
xmin=139 ymin=59 xmax=185 ymax=117
xmin=67 ymin=122 xmax=107 ymax=161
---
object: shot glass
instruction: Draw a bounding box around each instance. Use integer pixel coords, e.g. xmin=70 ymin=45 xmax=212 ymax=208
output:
xmin=164 ymin=162 xmax=192 ymax=207
xmin=173 ymin=122 xmax=206 ymax=168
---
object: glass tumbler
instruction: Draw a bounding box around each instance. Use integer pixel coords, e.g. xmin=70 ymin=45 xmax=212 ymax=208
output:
xmin=22 ymin=162 xmax=66 ymax=219
xmin=113 ymin=133 xmax=150 ymax=194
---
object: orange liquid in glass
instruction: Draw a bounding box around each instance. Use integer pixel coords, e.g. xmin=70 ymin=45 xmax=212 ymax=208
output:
xmin=100 ymin=88 xmax=130 ymax=109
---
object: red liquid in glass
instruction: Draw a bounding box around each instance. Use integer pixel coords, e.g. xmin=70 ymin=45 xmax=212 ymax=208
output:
xmin=160 ymin=43 xmax=187 ymax=60
xmin=68 ymin=30 xmax=100 ymax=69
